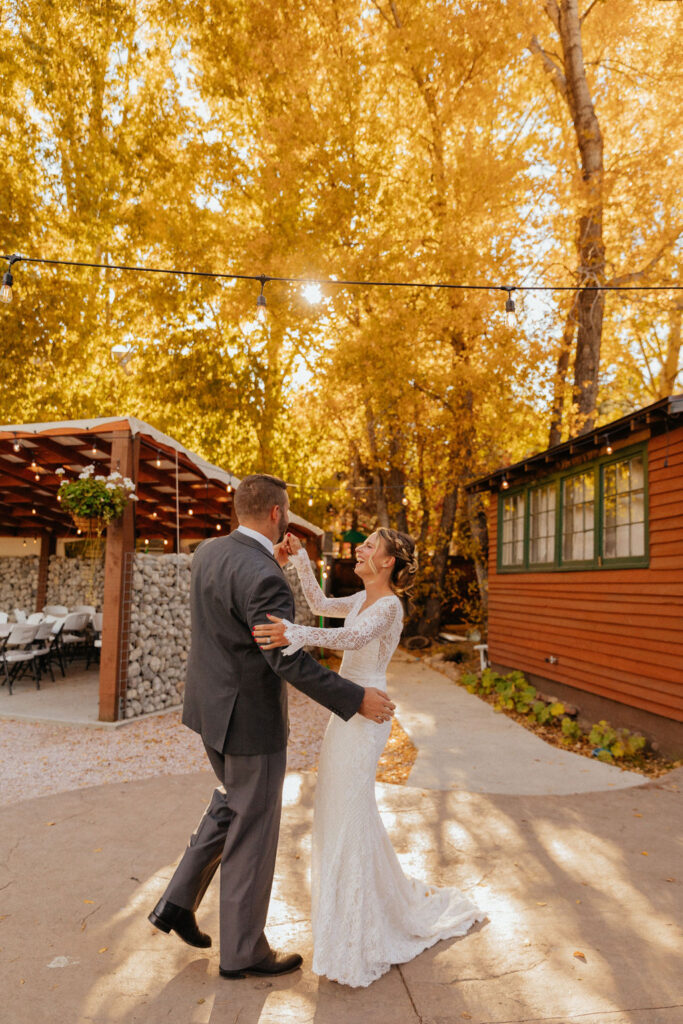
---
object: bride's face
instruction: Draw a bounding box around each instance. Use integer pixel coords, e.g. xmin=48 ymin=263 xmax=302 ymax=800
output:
xmin=355 ymin=533 xmax=392 ymax=581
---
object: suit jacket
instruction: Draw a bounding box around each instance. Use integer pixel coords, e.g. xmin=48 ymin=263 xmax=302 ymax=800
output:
xmin=182 ymin=531 xmax=365 ymax=755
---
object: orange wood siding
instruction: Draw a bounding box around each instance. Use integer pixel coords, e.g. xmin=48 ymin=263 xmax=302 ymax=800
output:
xmin=487 ymin=430 xmax=683 ymax=722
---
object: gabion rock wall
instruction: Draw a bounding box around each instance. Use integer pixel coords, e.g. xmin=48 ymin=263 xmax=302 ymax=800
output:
xmin=123 ymin=549 xmax=322 ymax=719
xmin=46 ymin=555 xmax=105 ymax=610
xmin=0 ymin=557 xmax=39 ymax=614
xmin=124 ymin=554 xmax=191 ymax=719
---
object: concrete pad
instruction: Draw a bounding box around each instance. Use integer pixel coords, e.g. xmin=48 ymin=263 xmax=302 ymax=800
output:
xmin=0 ymin=668 xmax=177 ymax=729
xmin=1 ymin=767 xmax=681 ymax=1024
xmin=388 ymin=655 xmax=644 ymax=795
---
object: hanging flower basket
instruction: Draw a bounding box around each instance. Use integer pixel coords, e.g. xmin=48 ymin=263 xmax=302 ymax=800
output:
xmin=56 ymin=464 xmax=138 ymax=531
xmin=71 ymin=513 xmax=106 ymax=534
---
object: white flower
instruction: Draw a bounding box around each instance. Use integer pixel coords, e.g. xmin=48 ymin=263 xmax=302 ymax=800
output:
xmin=129 ymin=494 xmax=139 ymax=501
xmin=108 ymin=471 xmax=122 ymax=480
xmin=105 ymin=482 xmax=116 ymax=490
xmin=78 ymin=472 xmax=89 ymax=480
xmin=123 ymin=477 xmax=135 ymax=489
xmin=95 ymin=475 xmax=106 ymax=482
xmin=55 ymin=467 xmax=65 ymax=476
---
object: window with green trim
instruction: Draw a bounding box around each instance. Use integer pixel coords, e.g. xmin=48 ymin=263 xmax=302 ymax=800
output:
xmin=496 ymin=444 xmax=648 ymax=573
xmin=602 ymin=454 xmax=645 ymax=560
xmin=529 ymin=482 xmax=556 ymax=564
xmin=562 ymin=470 xmax=595 ymax=562
xmin=500 ymin=492 xmax=525 ymax=567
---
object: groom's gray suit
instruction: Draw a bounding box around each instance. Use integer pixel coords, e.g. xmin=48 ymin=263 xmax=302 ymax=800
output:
xmin=160 ymin=530 xmax=364 ymax=969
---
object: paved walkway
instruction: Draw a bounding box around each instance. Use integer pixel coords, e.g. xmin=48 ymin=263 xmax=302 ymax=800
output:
xmin=388 ymin=652 xmax=644 ymax=794
xmin=1 ymin=657 xmax=681 ymax=1024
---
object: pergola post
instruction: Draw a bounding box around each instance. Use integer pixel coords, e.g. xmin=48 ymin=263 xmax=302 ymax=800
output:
xmin=35 ymin=531 xmax=54 ymax=612
xmin=99 ymin=431 xmax=138 ymax=722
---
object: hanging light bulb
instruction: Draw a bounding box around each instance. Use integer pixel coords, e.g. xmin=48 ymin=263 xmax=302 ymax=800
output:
xmin=307 ymin=496 xmax=313 ymax=507
xmin=91 ymin=443 xmax=97 ymax=455
xmin=12 ymin=435 xmax=21 ymax=452
xmin=0 ymin=254 xmax=20 ymax=304
xmin=255 ymin=275 xmax=269 ymax=323
xmin=156 ymin=454 xmax=162 ymax=468
xmin=503 ymin=286 xmax=517 ymax=327
xmin=401 ymin=496 xmax=409 ymax=506
xmin=501 ymin=473 xmax=510 ymax=490
xmin=216 ymin=523 xmax=222 ymax=531
xmin=31 ymin=507 xmax=37 ymax=514
xmin=34 ymin=473 xmax=40 ymax=482
xmin=30 ymin=459 xmax=37 ymax=469
xmin=227 ymin=483 xmax=233 ymax=493
xmin=163 ymin=539 xmax=169 ymax=546
xmin=605 ymin=436 xmax=613 ymax=455
xmin=188 ymin=508 xmax=193 ymax=516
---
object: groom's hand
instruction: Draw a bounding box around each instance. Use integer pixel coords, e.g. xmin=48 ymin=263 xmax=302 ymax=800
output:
xmin=358 ymin=688 xmax=395 ymax=724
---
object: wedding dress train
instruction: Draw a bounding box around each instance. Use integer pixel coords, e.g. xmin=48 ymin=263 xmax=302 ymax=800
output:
xmin=282 ymin=550 xmax=484 ymax=987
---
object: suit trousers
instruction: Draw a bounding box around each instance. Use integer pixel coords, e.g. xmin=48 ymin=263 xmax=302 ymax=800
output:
xmin=162 ymin=742 xmax=288 ymax=969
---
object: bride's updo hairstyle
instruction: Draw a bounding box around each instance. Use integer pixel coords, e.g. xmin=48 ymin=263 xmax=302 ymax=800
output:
xmin=376 ymin=528 xmax=419 ymax=596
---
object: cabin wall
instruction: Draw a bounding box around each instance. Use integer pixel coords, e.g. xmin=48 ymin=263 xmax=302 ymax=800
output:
xmin=487 ymin=430 xmax=683 ymax=730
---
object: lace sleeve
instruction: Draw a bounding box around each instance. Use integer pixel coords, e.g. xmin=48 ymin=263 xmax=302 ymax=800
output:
xmin=279 ymin=596 xmax=401 ymax=656
xmin=288 ymin=548 xmax=360 ymax=618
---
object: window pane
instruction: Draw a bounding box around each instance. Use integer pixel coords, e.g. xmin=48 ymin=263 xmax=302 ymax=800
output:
xmin=529 ymin=483 xmax=556 ymax=563
xmin=601 ymin=454 xmax=646 ymax=561
xmin=501 ymin=493 xmax=525 ymax=566
xmin=562 ymin=471 xmax=595 ymax=562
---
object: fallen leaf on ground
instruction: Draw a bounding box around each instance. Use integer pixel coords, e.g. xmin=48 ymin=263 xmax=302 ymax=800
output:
xmin=461 ymin=1014 xmax=473 ymax=1020
xmin=98 ymin=947 xmax=108 ymax=954
xmin=536 ymin=901 xmax=547 ymax=906
xmin=641 ymin=851 xmax=649 ymax=856
xmin=83 ymin=900 xmax=95 ymax=904
xmin=573 ymin=951 xmax=586 ymax=960
xmin=45 ymin=821 xmax=55 ymax=826
xmin=197 ymin=998 xmax=205 ymax=1005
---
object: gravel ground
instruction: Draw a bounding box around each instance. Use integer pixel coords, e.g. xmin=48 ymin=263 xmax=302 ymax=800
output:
xmin=0 ymin=684 xmax=332 ymax=807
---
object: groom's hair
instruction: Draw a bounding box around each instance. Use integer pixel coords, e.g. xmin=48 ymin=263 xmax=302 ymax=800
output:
xmin=234 ymin=473 xmax=288 ymax=520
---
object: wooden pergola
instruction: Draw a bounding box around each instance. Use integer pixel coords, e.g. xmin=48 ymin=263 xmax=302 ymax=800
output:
xmin=0 ymin=417 xmax=322 ymax=722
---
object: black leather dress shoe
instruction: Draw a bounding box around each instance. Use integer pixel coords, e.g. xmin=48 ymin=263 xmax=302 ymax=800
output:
xmin=219 ymin=950 xmax=303 ymax=980
xmin=148 ymin=899 xmax=212 ymax=948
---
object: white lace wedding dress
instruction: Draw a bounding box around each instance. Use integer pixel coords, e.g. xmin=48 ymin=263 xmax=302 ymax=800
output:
xmin=281 ymin=549 xmax=484 ymax=988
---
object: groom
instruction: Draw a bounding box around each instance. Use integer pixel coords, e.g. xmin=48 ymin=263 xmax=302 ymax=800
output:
xmin=148 ymin=473 xmax=395 ymax=979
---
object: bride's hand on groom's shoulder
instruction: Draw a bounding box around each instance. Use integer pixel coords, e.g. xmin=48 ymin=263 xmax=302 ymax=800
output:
xmin=358 ymin=688 xmax=395 ymax=725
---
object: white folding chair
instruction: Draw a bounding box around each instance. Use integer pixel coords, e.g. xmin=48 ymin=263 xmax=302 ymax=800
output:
xmin=87 ymin=612 xmax=104 ymax=668
xmin=32 ymin=620 xmax=59 ymax=683
xmin=59 ymin=612 xmax=91 ymax=663
xmin=1 ymin=624 xmax=40 ymax=694
xmin=27 ymin=611 xmax=45 ymax=624
xmin=43 ymin=604 xmax=69 ymax=617
xmin=0 ymin=611 xmax=8 ymax=624
xmin=12 ymin=608 xmax=27 ymax=623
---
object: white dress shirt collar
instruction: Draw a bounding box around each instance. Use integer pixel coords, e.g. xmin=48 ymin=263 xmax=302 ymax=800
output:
xmin=236 ymin=524 xmax=274 ymax=556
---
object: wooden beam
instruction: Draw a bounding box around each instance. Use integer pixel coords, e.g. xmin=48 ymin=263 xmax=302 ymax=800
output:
xmin=99 ymin=431 xmax=138 ymax=723
xmin=35 ymin=532 xmax=54 ymax=611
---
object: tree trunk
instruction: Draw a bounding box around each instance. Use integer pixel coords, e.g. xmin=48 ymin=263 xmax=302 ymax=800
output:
xmin=416 ymin=481 xmax=458 ymax=636
xmin=548 ymin=292 xmax=578 ymax=446
xmin=658 ymin=302 xmax=682 ymax=398
xmin=466 ymin=493 xmax=489 ymax=627
xmin=555 ymin=0 xmax=605 ymax=434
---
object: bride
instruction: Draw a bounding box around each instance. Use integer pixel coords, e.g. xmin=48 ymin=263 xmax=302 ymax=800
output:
xmin=253 ymin=528 xmax=484 ymax=988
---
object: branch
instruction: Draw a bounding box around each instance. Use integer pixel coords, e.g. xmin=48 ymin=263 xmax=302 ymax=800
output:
xmin=528 ymin=35 xmax=568 ymax=99
xmin=607 ymin=228 xmax=683 ymax=288
xmin=580 ymin=0 xmax=604 ymax=24
xmin=545 ymin=0 xmax=561 ymax=32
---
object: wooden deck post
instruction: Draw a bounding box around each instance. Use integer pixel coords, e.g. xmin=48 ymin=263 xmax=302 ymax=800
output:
xmin=99 ymin=431 xmax=138 ymax=722
xmin=35 ymin=531 xmax=54 ymax=612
